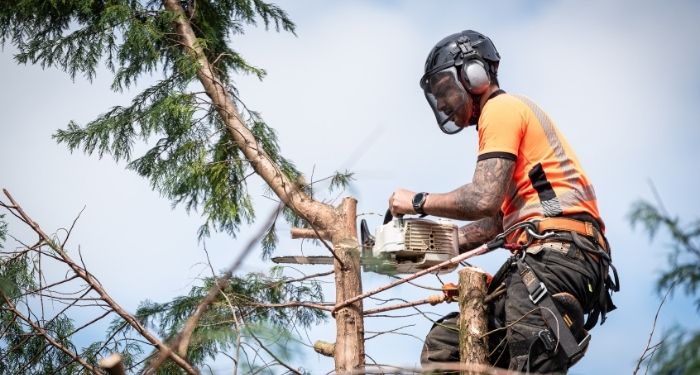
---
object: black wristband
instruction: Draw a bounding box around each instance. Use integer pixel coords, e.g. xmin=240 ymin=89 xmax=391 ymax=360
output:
xmin=412 ymin=192 xmax=429 ymax=215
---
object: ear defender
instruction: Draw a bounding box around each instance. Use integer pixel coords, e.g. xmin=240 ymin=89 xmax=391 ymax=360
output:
xmin=455 ymin=37 xmax=491 ymax=95
xmin=461 ymin=59 xmax=490 ymax=95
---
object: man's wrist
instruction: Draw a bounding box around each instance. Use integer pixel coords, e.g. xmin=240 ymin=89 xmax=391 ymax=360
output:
xmin=412 ymin=192 xmax=429 ymax=215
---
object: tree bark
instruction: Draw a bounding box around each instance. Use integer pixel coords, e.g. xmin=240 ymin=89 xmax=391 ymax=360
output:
xmin=459 ymin=266 xmax=489 ymax=372
xmin=161 ymin=2 xmax=365 ymax=371
xmin=331 ymin=198 xmax=365 ymax=372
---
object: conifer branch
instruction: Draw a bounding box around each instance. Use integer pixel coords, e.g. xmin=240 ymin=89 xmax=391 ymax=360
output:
xmin=1 ymin=293 xmax=101 ymax=374
xmin=144 ymin=204 xmax=282 ymax=373
xmin=162 ymin=0 xmax=339 ymax=235
xmin=248 ymin=329 xmax=303 ymax=375
xmin=1 ymin=189 xmax=199 ymax=375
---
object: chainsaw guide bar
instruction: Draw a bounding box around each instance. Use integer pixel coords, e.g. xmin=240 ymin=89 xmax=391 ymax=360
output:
xmin=272 ymin=211 xmax=460 ymax=275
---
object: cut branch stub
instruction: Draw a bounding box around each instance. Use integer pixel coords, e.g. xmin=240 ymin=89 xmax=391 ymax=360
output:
xmin=313 ymin=340 xmax=335 ymax=357
xmin=291 ymin=227 xmax=331 ymax=240
xmin=99 ymin=353 xmax=126 ymax=375
xmin=458 ymin=266 xmax=490 ymax=369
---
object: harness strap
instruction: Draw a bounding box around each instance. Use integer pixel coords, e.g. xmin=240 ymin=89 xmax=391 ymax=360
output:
xmin=510 ymin=217 xmax=608 ymax=251
xmin=517 ymin=259 xmax=590 ymax=361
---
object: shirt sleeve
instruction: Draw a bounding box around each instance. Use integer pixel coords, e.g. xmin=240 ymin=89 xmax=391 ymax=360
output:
xmin=477 ymin=97 xmax=523 ymax=161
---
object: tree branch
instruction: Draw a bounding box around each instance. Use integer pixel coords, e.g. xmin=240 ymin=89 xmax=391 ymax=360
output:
xmin=633 ymin=282 xmax=676 ymax=375
xmin=1 ymin=189 xmax=198 ymax=375
xmin=144 ymin=204 xmax=282 ymax=373
xmin=1 ymin=293 xmax=101 ymax=374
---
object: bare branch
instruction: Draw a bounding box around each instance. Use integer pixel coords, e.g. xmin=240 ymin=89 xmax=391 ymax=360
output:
xmin=277 ymin=270 xmax=334 ymax=285
xmin=1 ymin=293 xmax=101 ymax=374
xmin=364 ymin=324 xmax=417 ymax=341
xmin=633 ymin=282 xmax=677 ymax=375
xmin=363 ymin=294 xmax=447 ymax=315
xmin=61 ymin=206 xmax=86 ymax=248
xmin=251 ymin=301 xmax=333 ymax=312
xmin=247 ymin=330 xmax=303 ymax=375
xmin=1 ymin=189 xmax=198 ymax=375
xmin=19 ymin=275 xmax=80 ymax=298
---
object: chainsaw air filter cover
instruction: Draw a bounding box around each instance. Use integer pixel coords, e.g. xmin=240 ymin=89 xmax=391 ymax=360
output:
xmin=371 ymin=217 xmax=459 ymax=274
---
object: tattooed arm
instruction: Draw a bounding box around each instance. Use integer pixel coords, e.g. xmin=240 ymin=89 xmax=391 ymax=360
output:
xmin=458 ymin=212 xmax=504 ymax=253
xmin=390 ymin=157 xmax=515 ymax=220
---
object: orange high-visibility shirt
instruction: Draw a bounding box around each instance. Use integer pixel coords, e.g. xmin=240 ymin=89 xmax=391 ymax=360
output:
xmin=477 ymin=93 xmax=604 ymax=231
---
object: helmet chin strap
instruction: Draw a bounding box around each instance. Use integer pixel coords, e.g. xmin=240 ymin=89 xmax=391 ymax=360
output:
xmin=468 ymin=88 xmax=506 ymax=128
xmin=468 ymin=93 xmax=482 ymax=126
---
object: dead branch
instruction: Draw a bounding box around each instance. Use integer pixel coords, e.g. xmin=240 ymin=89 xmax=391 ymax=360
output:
xmin=1 ymin=293 xmax=101 ymax=374
xmin=291 ymin=227 xmax=331 ymax=240
xmin=99 ymin=353 xmax=126 ymax=375
xmin=251 ymin=301 xmax=333 ymax=311
xmin=1 ymin=189 xmax=198 ymax=375
xmin=364 ymin=324 xmax=417 ymax=341
xmin=363 ymin=294 xmax=447 ymax=316
xmin=19 ymin=275 xmax=80 ymax=297
xmin=314 ymin=340 xmax=335 ymax=357
xmin=248 ymin=330 xmax=303 ymax=375
xmin=277 ymin=270 xmax=334 ymax=285
xmin=633 ymin=282 xmax=677 ymax=375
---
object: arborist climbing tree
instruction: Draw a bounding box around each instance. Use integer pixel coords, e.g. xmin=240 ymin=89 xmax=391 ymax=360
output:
xmin=389 ymin=30 xmax=620 ymax=373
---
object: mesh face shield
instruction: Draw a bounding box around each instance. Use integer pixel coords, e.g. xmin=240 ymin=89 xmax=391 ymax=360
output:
xmin=419 ymin=67 xmax=470 ymax=134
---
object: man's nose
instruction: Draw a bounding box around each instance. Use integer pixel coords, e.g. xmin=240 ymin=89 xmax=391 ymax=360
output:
xmin=436 ymin=98 xmax=448 ymax=113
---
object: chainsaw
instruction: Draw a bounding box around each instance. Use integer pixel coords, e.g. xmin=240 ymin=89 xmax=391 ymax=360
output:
xmin=272 ymin=210 xmax=459 ymax=275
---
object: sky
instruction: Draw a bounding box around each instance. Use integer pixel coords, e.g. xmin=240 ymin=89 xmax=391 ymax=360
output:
xmin=1 ymin=0 xmax=700 ymax=374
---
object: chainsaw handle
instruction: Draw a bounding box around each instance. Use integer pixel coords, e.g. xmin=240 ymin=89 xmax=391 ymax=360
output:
xmin=383 ymin=209 xmax=395 ymax=225
xmin=383 ymin=209 xmax=425 ymax=224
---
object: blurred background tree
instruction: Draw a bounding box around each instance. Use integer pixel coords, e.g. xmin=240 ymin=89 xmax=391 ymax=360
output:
xmin=629 ymin=195 xmax=700 ymax=374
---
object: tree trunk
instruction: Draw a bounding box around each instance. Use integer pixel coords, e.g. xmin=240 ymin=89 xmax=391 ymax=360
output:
xmin=162 ymin=1 xmax=365 ymax=371
xmin=331 ymin=198 xmax=365 ymax=372
xmin=459 ymin=267 xmax=489 ymax=371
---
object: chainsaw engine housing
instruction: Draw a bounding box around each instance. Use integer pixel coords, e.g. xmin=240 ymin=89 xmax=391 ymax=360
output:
xmin=369 ymin=217 xmax=459 ymax=274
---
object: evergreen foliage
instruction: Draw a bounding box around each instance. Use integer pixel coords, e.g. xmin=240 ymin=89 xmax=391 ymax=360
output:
xmin=128 ymin=267 xmax=324 ymax=373
xmin=0 ymin=211 xmax=326 ymax=373
xmin=1 ymin=0 xmax=351 ymax=243
xmin=1 ymin=1 xmax=350 ymax=372
xmin=0 ymin=216 xmax=85 ymax=373
xmin=629 ymin=200 xmax=700 ymax=374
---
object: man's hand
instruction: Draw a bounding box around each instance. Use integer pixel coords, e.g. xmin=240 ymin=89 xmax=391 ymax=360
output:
xmin=388 ymin=188 xmax=417 ymax=216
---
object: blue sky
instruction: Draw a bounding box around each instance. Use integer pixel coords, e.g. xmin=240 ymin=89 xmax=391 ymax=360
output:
xmin=2 ymin=0 xmax=699 ymax=373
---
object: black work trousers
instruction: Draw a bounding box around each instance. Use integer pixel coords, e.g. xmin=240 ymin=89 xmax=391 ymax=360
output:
xmin=421 ymin=240 xmax=602 ymax=373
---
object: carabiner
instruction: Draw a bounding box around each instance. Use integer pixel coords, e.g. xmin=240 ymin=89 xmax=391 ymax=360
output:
xmin=526 ymin=227 xmax=557 ymax=240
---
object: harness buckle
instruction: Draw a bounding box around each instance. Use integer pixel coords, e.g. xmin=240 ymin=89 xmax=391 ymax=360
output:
xmin=538 ymin=329 xmax=557 ymax=352
xmin=529 ymin=281 xmax=548 ymax=304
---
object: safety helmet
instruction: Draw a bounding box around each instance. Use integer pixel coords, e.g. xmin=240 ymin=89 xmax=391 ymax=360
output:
xmin=419 ymin=30 xmax=500 ymax=134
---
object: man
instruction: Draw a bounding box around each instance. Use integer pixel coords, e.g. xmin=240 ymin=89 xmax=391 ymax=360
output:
xmin=389 ymin=30 xmax=618 ymax=373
